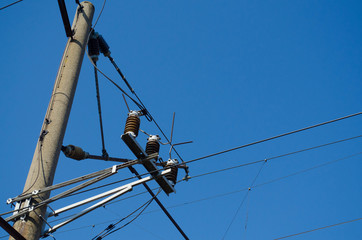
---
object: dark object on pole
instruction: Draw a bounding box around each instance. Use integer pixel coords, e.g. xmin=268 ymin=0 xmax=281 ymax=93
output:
xmin=57 ymin=0 xmax=73 ymax=37
xmin=0 ymin=217 xmax=26 ymax=240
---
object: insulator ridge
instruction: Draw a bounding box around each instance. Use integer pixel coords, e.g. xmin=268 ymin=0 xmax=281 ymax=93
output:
xmin=165 ymin=159 xmax=178 ymax=186
xmin=145 ymin=140 xmax=160 ymax=156
xmin=124 ymin=114 xmax=140 ymax=137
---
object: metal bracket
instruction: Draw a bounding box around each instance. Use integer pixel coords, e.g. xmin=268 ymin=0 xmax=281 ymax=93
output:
xmin=9 ymin=198 xmax=33 ymax=222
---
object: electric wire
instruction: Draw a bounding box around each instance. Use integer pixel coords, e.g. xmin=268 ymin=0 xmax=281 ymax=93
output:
xmin=188 ymin=134 xmax=362 ymax=179
xmin=17 ymin=151 xmax=362 ymax=229
xmin=99 ymin=198 xmax=154 ymax=240
xmin=136 ymin=152 xmax=362 ymax=216
xmin=0 ymin=0 xmax=23 ymax=10
xmin=2 ymin=135 xmax=360 ymax=219
xmin=274 ymin=217 xmax=362 ymax=239
xmin=91 ymin=199 xmax=152 ymax=240
xmin=51 ymin=133 xmax=362 ymax=200
xmin=44 ymin=152 xmax=362 ymax=237
xmin=93 ymin=62 xmax=108 ymax=158
xmin=222 ymin=161 xmax=266 ymax=239
xmin=92 ymin=189 xmax=160 ymax=240
xmin=94 ymin=47 xmax=186 ymax=162
xmin=88 ymin=55 xmax=144 ymax=109
xmin=85 ymin=2 xmax=144 ymax=111
xmin=183 ymin=112 xmax=362 ymax=166
xmin=92 ymin=0 xmax=106 ymax=29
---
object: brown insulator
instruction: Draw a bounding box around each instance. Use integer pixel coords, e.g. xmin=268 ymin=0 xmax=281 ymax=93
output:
xmin=62 ymin=145 xmax=89 ymax=160
xmin=145 ymin=140 xmax=160 ymax=156
xmin=165 ymin=161 xmax=178 ymax=185
xmin=124 ymin=115 xmax=140 ymax=137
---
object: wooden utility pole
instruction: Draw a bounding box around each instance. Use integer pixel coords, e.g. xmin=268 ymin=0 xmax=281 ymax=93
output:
xmin=11 ymin=2 xmax=94 ymax=240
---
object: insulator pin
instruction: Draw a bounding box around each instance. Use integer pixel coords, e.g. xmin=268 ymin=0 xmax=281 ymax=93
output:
xmin=124 ymin=111 xmax=141 ymax=137
xmin=62 ymin=145 xmax=89 ymax=160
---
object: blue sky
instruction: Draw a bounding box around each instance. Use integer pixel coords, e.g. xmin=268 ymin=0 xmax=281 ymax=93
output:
xmin=1 ymin=0 xmax=362 ymax=239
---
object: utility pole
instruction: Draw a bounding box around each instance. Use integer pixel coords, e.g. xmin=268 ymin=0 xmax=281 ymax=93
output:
xmin=10 ymin=2 xmax=94 ymax=240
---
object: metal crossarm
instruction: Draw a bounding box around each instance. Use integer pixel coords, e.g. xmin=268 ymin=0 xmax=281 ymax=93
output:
xmin=121 ymin=133 xmax=175 ymax=194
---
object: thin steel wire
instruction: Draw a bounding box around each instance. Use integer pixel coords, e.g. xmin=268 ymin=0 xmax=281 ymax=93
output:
xmin=56 ymin=133 xmax=362 ymax=199
xmin=3 ymin=135 xmax=360 ymax=218
xmin=93 ymin=63 xmax=108 ymax=157
xmin=221 ymin=161 xmax=266 ymax=239
xmin=274 ymin=217 xmax=362 ymax=239
xmin=184 ymin=112 xmax=362 ymax=166
xmin=0 ymin=0 xmax=23 ymax=10
xmin=43 ymin=153 xmax=362 ymax=237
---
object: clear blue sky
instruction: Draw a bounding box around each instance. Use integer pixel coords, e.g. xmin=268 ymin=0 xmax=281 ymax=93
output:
xmin=1 ymin=1 xmax=362 ymax=239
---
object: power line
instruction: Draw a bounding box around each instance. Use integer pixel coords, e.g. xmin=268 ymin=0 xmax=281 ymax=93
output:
xmin=94 ymin=190 xmax=160 ymax=240
xmin=274 ymin=217 xmax=362 ymax=239
xmin=2 ymin=135 xmax=360 ymax=219
xmin=47 ymin=152 xmax=362 ymax=238
xmin=183 ymin=112 xmax=362 ymax=166
xmin=92 ymin=61 xmax=108 ymax=158
xmin=188 ymin=135 xmax=362 ymax=179
xmin=92 ymin=0 xmax=106 ymax=28
xmin=27 ymin=152 xmax=362 ymax=234
xmin=144 ymin=152 xmax=362 ymax=215
xmin=222 ymin=162 xmax=266 ymax=239
xmin=0 ymin=0 xmax=23 ymax=11
xmin=59 ymin=133 xmax=362 ymax=200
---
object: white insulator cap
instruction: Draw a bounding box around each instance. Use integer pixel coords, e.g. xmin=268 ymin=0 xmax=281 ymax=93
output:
xmin=167 ymin=158 xmax=179 ymax=166
xmin=128 ymin=110 xmax=140 ymax=117
xmin=148 ymin=135 xmax=160 ymax=141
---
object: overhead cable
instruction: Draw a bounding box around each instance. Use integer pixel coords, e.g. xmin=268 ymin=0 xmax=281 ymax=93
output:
xmin=44 ymin=152 xmax=362 ymax=237
xmin=62 ymin=133 xmax=362 ymax=199
xmin=94 ymin=190 xmax=160 ymax=240
xmin=0 ymin=0 xmax=23 ymax=11
xmin=222 ymin=162 xmax=266 ymax=239
xmin=274 ymin=217 xmax=362 ymax=239
xmin=142 ymin=152 xmax=362 ymax=215
xmin=88 ymin=32 xmax=108 ymax=158
xmin=184 ymin=112 xmax=362 ymax=165
xmin=188 ymin=134 xmax=362 ymax=179
xmin=92 ymin=0 xmax=106 ymax=28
